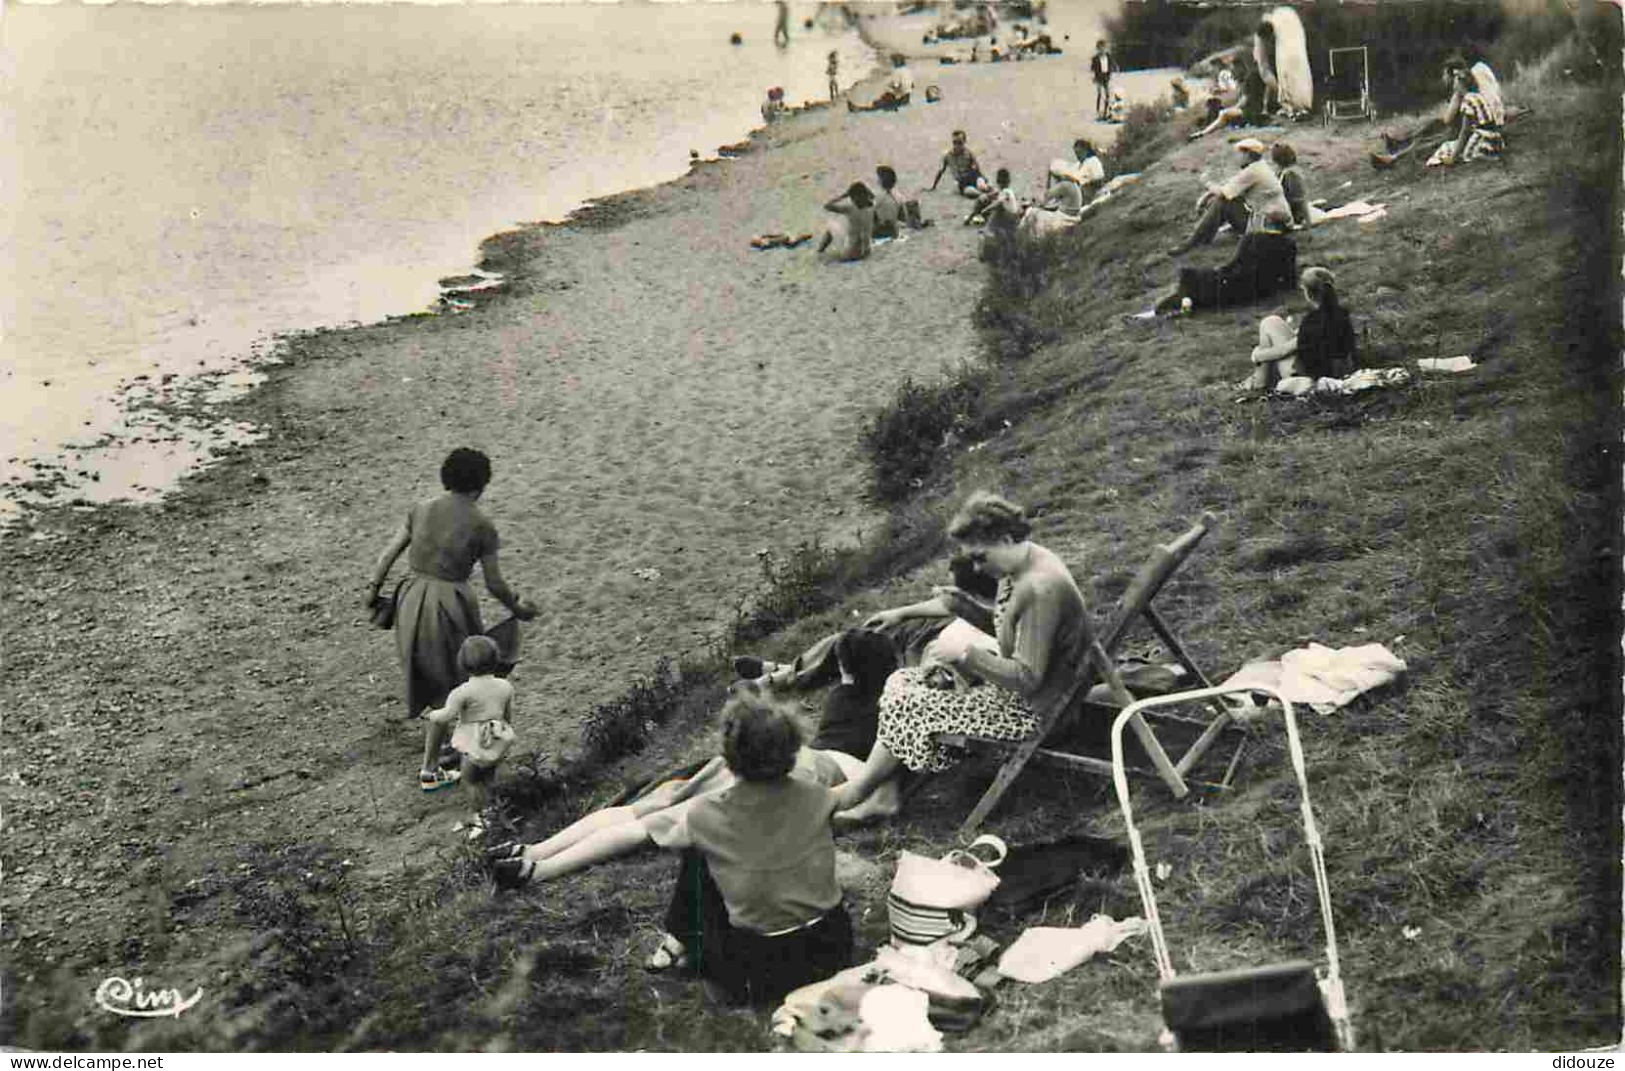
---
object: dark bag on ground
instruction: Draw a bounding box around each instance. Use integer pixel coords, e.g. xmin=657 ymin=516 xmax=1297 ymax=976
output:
xmin=1160 ymin=960 xmax=1338 ymax=1052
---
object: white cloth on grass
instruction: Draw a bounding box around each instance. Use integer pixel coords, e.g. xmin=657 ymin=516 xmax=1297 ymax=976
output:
xmin=997 ymin=915 xmax=1148 ymax=984
xmin=1219 ymin=642 xmax=1407 ymax=715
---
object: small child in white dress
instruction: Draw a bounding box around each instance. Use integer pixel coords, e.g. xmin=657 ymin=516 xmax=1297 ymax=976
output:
xmin=420 ymin=635 xmax=518 ymax=833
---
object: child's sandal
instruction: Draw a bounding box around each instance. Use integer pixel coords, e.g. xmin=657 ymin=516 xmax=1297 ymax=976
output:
xmin=420 ymin=768 xmax=461 ymax=793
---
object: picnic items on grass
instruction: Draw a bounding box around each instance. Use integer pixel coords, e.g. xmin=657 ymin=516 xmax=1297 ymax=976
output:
xmin=772 ymin=942 xmax=995 ymax=1050
xmin=983 ymin=833 xmax=1130 ymax=915
xmin=887 ymin=834 xmax=1007 ymax=946
xmin=996 ymin=915 xmax=1148 ymax=984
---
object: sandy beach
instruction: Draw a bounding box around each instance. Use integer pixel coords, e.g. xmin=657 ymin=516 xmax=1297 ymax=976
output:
xmin=0 ymin=43 xmax=1175 ymax=991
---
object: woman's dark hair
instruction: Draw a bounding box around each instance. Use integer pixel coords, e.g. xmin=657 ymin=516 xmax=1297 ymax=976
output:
xmin=876 ymin=165 xmax=898 ymax=190
xmin=1270 ymin=141 xmax=1296 ymax=168
xmin=995 ymin=167 xmax=1011 ymax=186
xmin=948 ymin=490 xmax=1032 ymax=544
xmin=949 ymin=552 xmax=1000 ymax=600
xmin=834 ymin=629 xmax=898 ymax=695
xmin=440 ymin=447 xmax=492 ymax=494
xmin=1073 ymin=137 xmax=1095 ymax=158
xmin=458 ymin=634 xmax=501 ymax=675
xmin=720 ymin=689 xmax=803 ymax=781
xmin=847 ymin=181 xmax=875 ymax=208
xmin=1300 ymin=266 xmax=1339 ymax=312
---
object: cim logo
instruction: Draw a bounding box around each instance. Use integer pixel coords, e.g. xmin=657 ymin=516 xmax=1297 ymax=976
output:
xmin=94 ymin=976 xmax=203 ymax=1019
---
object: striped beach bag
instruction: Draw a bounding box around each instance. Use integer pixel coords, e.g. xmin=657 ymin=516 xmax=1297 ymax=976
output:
xmin=886 ymin=835 xmax=1007 ymax=947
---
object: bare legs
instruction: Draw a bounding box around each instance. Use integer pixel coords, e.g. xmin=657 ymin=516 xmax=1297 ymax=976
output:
xmin=835 ymin=742 xmax=903 ymax=814
xmin=1190 ymin=105 xmax=1244 ymax=140
xmin=516 ymin=820 xmax=652 ymax=882
xmin=1246 ymin=314 xmax=1298 ymax=389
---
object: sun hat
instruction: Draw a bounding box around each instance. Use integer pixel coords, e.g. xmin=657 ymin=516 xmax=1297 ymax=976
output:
xmin=1234 ymin=137 xmax=1267 ymax=155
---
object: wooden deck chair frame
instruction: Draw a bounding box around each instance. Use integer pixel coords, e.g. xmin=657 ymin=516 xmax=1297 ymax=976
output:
xmin=1322 ymin=46 xmax=1372 ymax=125
xmin=1112 ymin=684 xmax=1354 ymax=1052
xmin=942 ymin=513 xmax=1238 ymax=839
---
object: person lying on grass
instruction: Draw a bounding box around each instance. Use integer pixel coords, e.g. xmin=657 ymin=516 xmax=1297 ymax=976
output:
xmin=832 ymin=491 xmax=1091 ymax=815
xmin=734 ymin=551 xmax=997 ymax=694
xmin=491 ymin=689 xmax=857 ymax=1006
xmin=419 ymin=635 xmax=518 ymax=836
xmin=1148 ymin=222 xmax=1297 ymax=317
xmin=1240 ymin=266 xmax=1358 ymax=391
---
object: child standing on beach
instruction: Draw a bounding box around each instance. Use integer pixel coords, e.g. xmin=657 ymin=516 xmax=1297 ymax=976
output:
xmin=827 ymin=50 xmax=840 ymax=102
xmin=420 ymin=635 xmax=518 ymax=833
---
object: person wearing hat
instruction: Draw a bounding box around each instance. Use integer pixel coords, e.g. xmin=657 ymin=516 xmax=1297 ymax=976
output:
xmin=1167 ymin=137 xmax=1292 ymax=257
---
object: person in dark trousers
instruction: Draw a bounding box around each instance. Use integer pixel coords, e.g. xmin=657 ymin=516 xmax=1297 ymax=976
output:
xmin=1090 ymin=39 xmax=1113 ymax=120
xmin=774 ymin=0 xmax=790 ymax=47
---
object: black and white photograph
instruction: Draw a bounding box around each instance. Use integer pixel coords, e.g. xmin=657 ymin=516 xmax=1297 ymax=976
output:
xmin=1 ymin=0 xmax=1620 ymax=1054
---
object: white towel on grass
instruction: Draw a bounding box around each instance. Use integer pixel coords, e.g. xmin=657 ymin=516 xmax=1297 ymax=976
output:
xmin=1220 ymin=642 xmax=1407 ymax=714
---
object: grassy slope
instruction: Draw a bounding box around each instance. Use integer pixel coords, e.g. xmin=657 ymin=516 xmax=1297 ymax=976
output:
xmin=927 ymin=74 xmax=1621 ymax=1049
xmin=107 ymin=77 xmax=1620 ymax=1053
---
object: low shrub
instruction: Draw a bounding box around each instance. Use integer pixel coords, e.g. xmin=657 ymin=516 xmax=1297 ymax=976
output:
xmin=1111 ymin=101 xmax=1181 ymax=176
xmin=577 ymin=656 xmax=686 ymax=767
xmin=862 ymin=367 xmax=992 ymax=503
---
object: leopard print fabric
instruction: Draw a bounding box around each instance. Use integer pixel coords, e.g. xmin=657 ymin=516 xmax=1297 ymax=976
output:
xmin=874 ymin=666 xmax=1036 ymax=773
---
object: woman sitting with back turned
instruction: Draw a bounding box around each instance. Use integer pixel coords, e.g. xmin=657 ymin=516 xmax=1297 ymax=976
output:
xmin=835 ymin=491 xmax=1090 ymax=812
xmin=492 ymin=688 xmax=854 ymax=1006
xmin=1243 ymin=266 xmax=1357 ymax=390
xmin=816 ymin=182 xmax=876 ymax=261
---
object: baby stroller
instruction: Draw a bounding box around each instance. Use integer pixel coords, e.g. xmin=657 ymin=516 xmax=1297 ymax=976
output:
xmin=1110 ymin=684 xmax=1355 ymax=1052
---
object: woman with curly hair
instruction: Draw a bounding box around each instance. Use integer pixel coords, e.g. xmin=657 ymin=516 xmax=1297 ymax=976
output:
xmin=835 ymin=491 xmax=1089 ymax=811
xmin=491 ymin=687 xmax=855 ymax=1005
xmin=366 ymin=447 xmax=537 ymax=739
